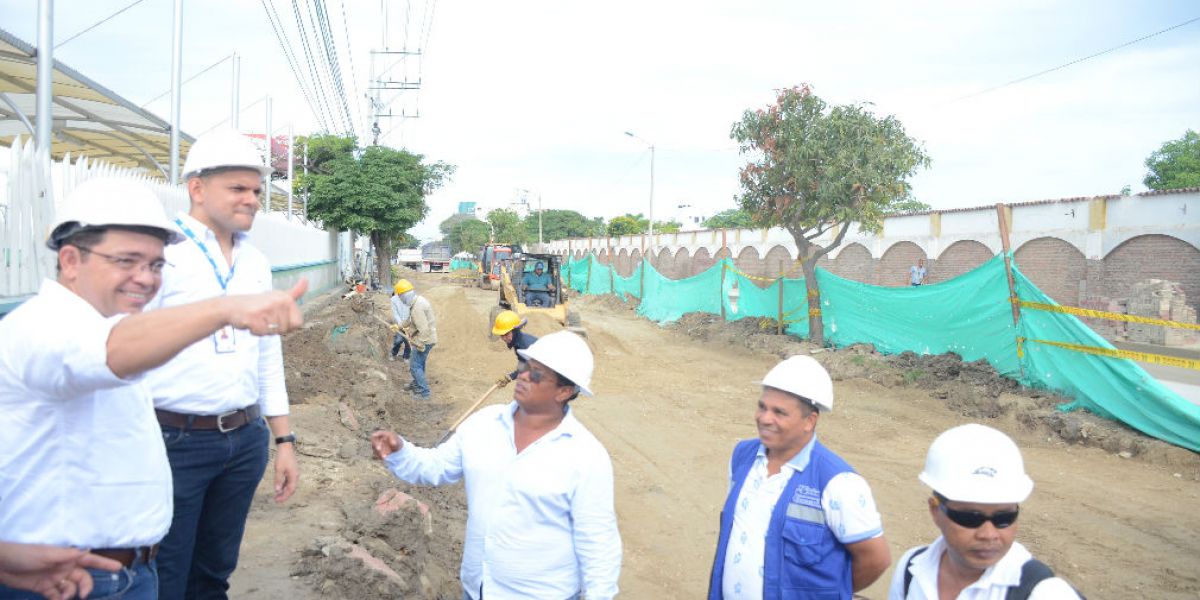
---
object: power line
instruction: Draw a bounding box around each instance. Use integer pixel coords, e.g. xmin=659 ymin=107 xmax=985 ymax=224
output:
xmin=338 ymin=0 xmax=365 ymax=137
xmin=139 ymin=54 xmax=233 ymax=108
xmin=55 ymin=0 xmax=147 ymax=49
xmin=261 ymin=0 xmax=330 ymax=131
xmin=953 ymin=15 xmax=1200 ymax=103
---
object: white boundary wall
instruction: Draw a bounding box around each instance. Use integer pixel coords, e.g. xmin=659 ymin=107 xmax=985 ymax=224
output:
xmin=547 ymin=192 xmax=1200 ymax=261
xmin=1 ymin=137 xmax=340 ymax=314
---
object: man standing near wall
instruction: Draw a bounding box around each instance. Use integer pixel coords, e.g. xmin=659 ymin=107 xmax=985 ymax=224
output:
xmin=910 ymin=258 xmax=928 ymax=286
xmin=144 ymin=129 xmax=301 ymax=599
xmin=0 ymin=178 xmax=305 ymax=600
xmin=708 ymin=355 xmax=891 ymax=599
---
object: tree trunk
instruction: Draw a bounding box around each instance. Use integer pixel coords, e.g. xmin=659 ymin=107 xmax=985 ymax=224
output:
xmin=792 ymin=235 xmax=825 ymax=347
xmin=372 ymin=231 xmax=393 ymax=291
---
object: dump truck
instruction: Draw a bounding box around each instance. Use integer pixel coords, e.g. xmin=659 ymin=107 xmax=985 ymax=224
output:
xmin=479 ymin=243 xmax=521 ymax=290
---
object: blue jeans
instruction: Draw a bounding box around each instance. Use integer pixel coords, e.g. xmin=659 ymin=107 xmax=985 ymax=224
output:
xmin=391 ymin=334 xmax=411 ymax=359
xmin=0 ymin=559 xmax=157 ymax=600
xmin=156 ymin=417 xmax=269 ymax=600
xmin=409 ymin=343 xmax=434 ymax=397
xmin=525 ymin=290 xmax=551 ymax=306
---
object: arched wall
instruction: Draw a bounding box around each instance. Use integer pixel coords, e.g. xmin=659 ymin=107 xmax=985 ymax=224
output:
xmin=935 ymin=240 xmax=994 ymax=283
xmin=1103 ymin=234 xmax=1200 ymax=314
xmin=879 ymin=241 xmax=926 ymax=287
xmin=1015 ymin=237 xmax=1087 ymax=307
xmin=821 ymin=242 xmax=874 ymax=283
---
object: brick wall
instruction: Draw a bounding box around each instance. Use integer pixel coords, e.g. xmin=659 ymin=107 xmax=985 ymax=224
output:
xmin=1014 ymin=237 xmax=1087 ymax=307
xmin=735 ymin=247 xmax=766 ymax=285
xmin=763 ymin=245 xmax=795 ymax=279
xmin=692 ymin=248 xmax=714 ymax=276
xmin=934 ymin=240 xmax=993 ymax=283
xmin=1103 ymin=234 xmax=1200 ymax=315
xmin=655 ymin=247 xmax=674 ymax=279
xmin=821 ymin=242 xmax=874 ymax=283
xmin=879 ymin=241 xmax=926 ymax=287
xmin=615 ymin=249 xmax=632 ymax=277
xmin=672 ymin=248 xmax=691 ymax=280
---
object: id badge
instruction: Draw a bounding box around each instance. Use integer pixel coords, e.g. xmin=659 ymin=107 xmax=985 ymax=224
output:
xmin=214 ymin=325 xmax=237 ymax=353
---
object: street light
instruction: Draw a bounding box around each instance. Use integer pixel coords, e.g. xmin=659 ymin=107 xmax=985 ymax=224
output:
xmin=624 ymin=131 xmax=655 ymax=237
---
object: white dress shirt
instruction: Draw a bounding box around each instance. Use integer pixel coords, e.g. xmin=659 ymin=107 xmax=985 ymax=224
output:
xmin=722 ymin=437 xmax=883 ymax=599
xmin=0 ymin=280 xmax=172 ymax=547
xmin=143 ymin=213 xmax=289 ymax=416
xmin=385 ymin=402 xmax=622 ymax=600
xmin=889 ymin=537 xmax=1082 ymax=600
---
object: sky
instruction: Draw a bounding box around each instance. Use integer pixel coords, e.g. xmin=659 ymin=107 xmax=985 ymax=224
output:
xmin=1 ymin=0 xmax=1198 ymax=242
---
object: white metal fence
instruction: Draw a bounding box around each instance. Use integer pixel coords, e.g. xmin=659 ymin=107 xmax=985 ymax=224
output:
xmin=1 ymin=136 xmax=340 ymax=310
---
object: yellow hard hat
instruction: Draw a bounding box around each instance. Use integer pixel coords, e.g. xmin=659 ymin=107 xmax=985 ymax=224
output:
xmin=394 ymin=279 xmax=414 ymax=295
xmin=492 ymin=310 xmax=525 ymax=336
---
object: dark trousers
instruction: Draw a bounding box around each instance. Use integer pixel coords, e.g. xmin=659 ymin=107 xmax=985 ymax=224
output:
xmin=0 ymin=560 xmax=158 ymax=600
xmin=409 ymin=343 xmax=434 ymax=397
xmin=391 ymin=334 xmax=411 ymax=359
xmin=156 ymin=417 xmax=269 ymax=600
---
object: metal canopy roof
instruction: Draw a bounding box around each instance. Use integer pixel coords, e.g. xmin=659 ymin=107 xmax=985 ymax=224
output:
xmin=0 ymin=27 xmax=191 ymax=178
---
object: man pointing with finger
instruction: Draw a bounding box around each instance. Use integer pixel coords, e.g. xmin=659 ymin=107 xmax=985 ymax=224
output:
xmin=144 ymin=130 xmax=302 ymax=599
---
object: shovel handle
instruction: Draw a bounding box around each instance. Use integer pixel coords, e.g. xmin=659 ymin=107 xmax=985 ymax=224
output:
xmin=435 ymin=383 xmax=502 ymax=446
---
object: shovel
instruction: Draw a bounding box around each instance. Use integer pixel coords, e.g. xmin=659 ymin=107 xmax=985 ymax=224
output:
xmin=435 ymin=383 xmax=502 ymax=446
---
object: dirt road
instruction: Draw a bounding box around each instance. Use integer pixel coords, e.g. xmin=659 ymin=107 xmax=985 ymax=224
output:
xmin=231 ymin=275 xmax=1200 ymax=599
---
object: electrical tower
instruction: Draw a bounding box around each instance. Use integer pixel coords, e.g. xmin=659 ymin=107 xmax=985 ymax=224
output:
xmin=367 ymin=1 xmax=423 ymax=146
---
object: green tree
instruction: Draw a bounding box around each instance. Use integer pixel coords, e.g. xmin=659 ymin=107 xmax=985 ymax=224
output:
xmin=703 ymin=208 xmax=755 ymax=229
xmin=448 ymin=218 xmax=490 ymax=254
xmin=883 ymin=198 xmax=932 ymax=214
xmin=731 ymin=84 xmax=929 ymax=345
xmin=525 ymin=209 xmax=606 ymax=241
xmin=654 ymin=220 xmax=682 ymax=233
xmin=1143 ymin=129 xmax=1200 ymax=191
xmin=439 ymin=212 xmax=476 ymax=237
xmin=306 ymin=139 xmax=454 ymax=288
xmin=291 ymin=134 xmax=357 ymax=198
xmin=606 ymin=213 xmax=646 ymax=236
xmin=487 ymin=209 xmax=528 ymax=244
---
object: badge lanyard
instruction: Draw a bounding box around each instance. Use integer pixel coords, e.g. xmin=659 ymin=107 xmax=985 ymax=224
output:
xmin=176 ymin=218 xmax=240 ymax=353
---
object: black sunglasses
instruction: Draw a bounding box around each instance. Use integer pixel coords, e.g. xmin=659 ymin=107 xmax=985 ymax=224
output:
xmin=516 ymin=361 xmax=548 ymax=384
xmin=934 ymin=495 xmax=1019 ymax=529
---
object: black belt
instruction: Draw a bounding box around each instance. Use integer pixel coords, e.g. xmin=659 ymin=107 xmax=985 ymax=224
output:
xmin=92 ymin=544 xmax=159 ymax=568
xmin=155 ymin=405 xmax=261 ymax=433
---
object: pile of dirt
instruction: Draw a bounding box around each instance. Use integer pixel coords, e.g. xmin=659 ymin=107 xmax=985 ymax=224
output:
xmin=573 ymin=293 xmax=639 ymax=313
xmin=665 ymin=311 xmax=1200 ymax=476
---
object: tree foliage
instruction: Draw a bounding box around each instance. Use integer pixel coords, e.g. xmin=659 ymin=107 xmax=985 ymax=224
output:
xmin=731 ymin=84 xmax=928 ymax=345
xmin=486 ymin=209 xmax=528 ymax=244
xmin=524 ymin=209 xmax=606 ymax=242
xmin=1143 ymin=129 xmax=1200 ymax=191
xmin=883 ymin=198 xmax=933 ymax=214
xmin=304 ymin=137 xmax=454 ymax=288
xmin=447 ymin=218 xmax=490 ymax=255
xmin=439 ymin=212 xmax=476 ymax=236
xmin=607 ymin=213 xmax=646 ymax=236
xmin=703 ymin=208 xmax=756 ymax=229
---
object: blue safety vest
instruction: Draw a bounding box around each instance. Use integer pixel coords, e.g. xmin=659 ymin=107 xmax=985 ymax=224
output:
xmin=708 ymin=438 xmax=855 ymax=600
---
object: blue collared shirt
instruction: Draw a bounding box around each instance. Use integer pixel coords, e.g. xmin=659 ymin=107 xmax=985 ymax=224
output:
xmin=385 ymin=401 xmax=622 ymax=600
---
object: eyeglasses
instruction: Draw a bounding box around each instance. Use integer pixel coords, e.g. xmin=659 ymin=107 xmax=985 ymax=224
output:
xmin=516 ymin=361 xmax=548 ymax=384
xmin=933 ymin=495 xmax=1019 ymax=529
xmin=75 ymin=246 xmax=168 ymax=275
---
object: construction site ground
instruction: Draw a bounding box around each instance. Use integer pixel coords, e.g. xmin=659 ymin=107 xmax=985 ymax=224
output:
xmin=228 ymin=272 xmax=1200 ymax=599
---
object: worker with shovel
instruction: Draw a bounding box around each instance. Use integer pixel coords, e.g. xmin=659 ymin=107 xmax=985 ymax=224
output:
xmin=371 ymin=331 xmax=622 ymax=600
xmin=388 ymin=281 xmax=412 ymax=362
xmin=392 ymin=278 xmax=437 ymax=400
xmin=491 ymin=310 xmax=537 ymax=387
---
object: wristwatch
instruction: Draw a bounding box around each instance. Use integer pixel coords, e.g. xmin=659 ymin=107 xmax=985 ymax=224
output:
xmin=275 ymin=432 xmax=297 ymax=446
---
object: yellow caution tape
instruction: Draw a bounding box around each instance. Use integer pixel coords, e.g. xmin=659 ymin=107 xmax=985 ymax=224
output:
xmin=723 ymin=262 xmax=806 ymax=282
xmin=1014 ymin=298 xmax=1200 ymax=331
xmin=1020 ymin=337 xmax=1200 ymax=371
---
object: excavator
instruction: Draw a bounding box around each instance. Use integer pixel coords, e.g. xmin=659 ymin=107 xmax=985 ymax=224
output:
xmin=490 ymin=252 xmax=584 ymax=337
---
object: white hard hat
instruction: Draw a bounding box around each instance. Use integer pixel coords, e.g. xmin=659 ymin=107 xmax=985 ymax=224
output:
xmin=919 ymin=424 xmax=1034 ymax=504
xmin=182 ymin=128 xmax=272 ymax=180
xmin=759 ymin=355 xmax=833 ymax=412
xmin=517 ymin=330 xmax=594 ymax=396
xmin=47 ymin=178 xmax=183 ymax=250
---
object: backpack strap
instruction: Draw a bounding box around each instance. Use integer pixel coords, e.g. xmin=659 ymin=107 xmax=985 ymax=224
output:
xmin=1006 ymin=559 xmax=1071 ymax=600
xmin=902 ymin=546 xmax=929 ymax=597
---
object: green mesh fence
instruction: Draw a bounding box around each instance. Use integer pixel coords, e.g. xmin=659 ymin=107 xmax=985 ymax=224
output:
xmin=450 ymin=259 xmax=478 ymax=271
xmin=564 ymin=252 xmax=1200 ymax=452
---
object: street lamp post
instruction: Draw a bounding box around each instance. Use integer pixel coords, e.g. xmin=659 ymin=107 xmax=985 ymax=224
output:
xmin=624 ymin=131 xmax=655 ymax=238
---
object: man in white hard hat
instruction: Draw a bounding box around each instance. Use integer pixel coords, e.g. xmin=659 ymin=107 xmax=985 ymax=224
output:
xmin=142 ymin=129 xmax=301 ymax=599
xmin=371 ymin=331 xmax=621 ymax=600
xmin=708 ymin=355 xmax=891 ymax=599
xmin=888 ymin=424 xmax=1083 ymax=599
xmin=0 ymin=178 xmax=305 ymax=600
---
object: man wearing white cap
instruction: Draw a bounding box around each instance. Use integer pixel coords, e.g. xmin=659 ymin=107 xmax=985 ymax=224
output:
xmin=0 ymin=178 xmax=305 ymax=600
xmin=371 ymin=331 xmax=622 ymax=600
xmin=709 ymin=355 xmax=891 ymax=599
xmin=142 ymin=129 xmax=301 ymax=599
xmin=889 ymin=424 xmax=1083 ymax=599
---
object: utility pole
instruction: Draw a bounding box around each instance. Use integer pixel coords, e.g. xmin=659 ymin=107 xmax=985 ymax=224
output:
xmin=169 ymin=0 xmax=183 ymax=184
xmin=35 ymin=0 xmax=52 ymax=163
xmin=230 ymin=52 xmax=240 ymax=130
xmin=538 ymin=192 xmax=544 ymax=247
xmin=368 ymin=1 xmax=421 ymax=146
